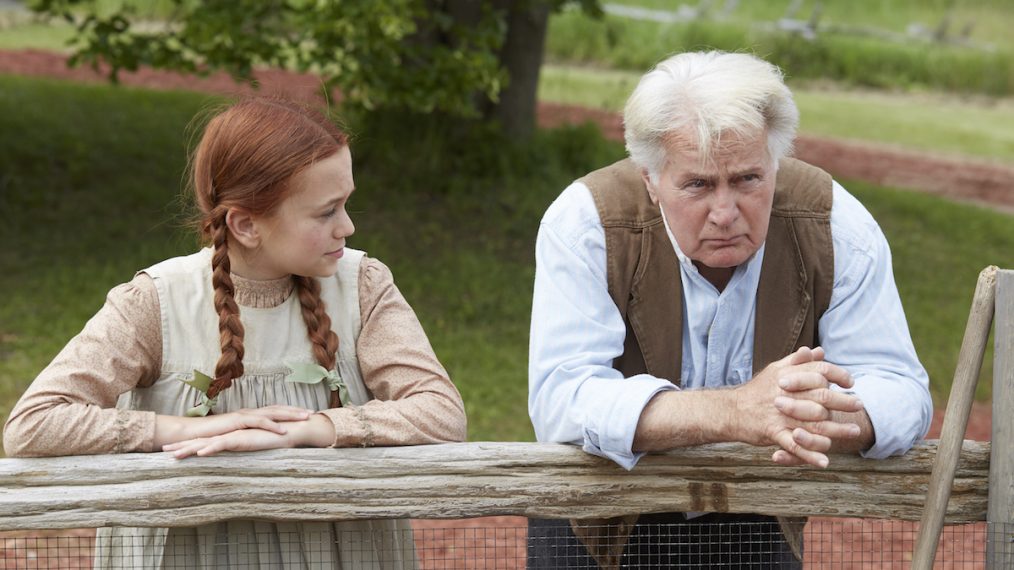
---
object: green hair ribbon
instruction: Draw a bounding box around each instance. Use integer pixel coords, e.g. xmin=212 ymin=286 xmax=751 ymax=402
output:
xmin=285 ymin=361 xmax=349 ymax=407
xmin=181 ymin=370 xmax=219 ymax=417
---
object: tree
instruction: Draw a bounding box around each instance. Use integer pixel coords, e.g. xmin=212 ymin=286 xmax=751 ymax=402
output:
xmin=32 ymin=0 xmax=602 ymax=140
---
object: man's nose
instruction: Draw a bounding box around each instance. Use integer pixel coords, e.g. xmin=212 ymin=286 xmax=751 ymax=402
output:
xmin=707 ymin=185 xmax=739 ymax=227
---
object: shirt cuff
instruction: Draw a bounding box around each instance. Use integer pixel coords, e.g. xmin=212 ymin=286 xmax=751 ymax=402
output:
xmin=126 ymin=410 xmax=158 ymax=453
xmin=849 ymin=375 xmax=931 ymax=459
xmin=317 ymin=408 xmax=372 ymax=448
xmin=580 ymin=375 xmax=677 ymax=470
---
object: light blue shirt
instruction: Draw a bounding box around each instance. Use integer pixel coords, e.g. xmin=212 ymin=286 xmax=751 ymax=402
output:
xmin=528 ymin=178 xmax=933 ymax=470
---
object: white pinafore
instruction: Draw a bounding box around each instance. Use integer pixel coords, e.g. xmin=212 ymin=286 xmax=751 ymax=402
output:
xmin=96 ymin=247 xmax=416 ymax=569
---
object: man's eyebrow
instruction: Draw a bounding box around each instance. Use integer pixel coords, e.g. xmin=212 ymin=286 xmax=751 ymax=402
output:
xmin=680 ymin=173 xmax=716 ymax=182
xmin=730 ymin=163 xmax=767 ymax=176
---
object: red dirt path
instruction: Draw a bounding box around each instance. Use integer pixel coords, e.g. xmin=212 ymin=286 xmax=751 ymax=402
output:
xmin=0 ymin=48 xmax=999 ymax=569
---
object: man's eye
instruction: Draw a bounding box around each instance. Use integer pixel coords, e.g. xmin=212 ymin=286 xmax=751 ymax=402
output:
xmin=685 ymin=179 xmax=708 ymax=189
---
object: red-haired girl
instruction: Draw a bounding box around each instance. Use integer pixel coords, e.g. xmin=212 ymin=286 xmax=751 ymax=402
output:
xmin=4 ymin=97 xmax=466 ymax=568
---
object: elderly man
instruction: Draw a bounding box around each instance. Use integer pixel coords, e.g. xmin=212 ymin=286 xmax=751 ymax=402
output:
xmin=527 ymin=51 xmax=932 ymax=568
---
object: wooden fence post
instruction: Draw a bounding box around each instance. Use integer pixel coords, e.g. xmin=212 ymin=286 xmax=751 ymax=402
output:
xmin=988 ymin=269 xmax=1014 ymax=568
xmin=913 ymin=266 xmax=997 ymax=570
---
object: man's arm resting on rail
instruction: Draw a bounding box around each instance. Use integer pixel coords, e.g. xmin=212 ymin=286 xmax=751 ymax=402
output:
xmin=633 ymin=347 xmax=869 ymax=468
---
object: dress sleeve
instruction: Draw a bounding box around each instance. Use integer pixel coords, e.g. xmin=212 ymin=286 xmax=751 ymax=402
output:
xmin=2 ymin=274 xmax=162 ymax=457
xmin=317 ymin=257 xmax=467 ymax=447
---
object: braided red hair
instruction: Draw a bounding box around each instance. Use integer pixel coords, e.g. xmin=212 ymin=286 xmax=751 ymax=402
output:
xmin=189 ymin=97 xmax=349 ymax=405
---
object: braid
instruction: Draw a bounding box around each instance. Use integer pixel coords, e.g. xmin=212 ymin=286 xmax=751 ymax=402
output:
xmin=294 ymin=275 xmax=342 ymax=407
xmin=208 ymin=210 xmax=245 ymax=400
xmin=187 ymin=97 xmax=351 ymax=407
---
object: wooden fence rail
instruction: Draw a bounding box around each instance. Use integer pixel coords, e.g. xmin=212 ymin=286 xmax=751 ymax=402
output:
xmin=0 ymin=440 xmax=989 ymax=531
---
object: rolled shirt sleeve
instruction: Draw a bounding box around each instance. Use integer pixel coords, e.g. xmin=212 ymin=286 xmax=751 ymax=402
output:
xmin=820 ymin=182 xmax=933 ymax=458
xmin=528 ymin=183 xmax=676 ymax=470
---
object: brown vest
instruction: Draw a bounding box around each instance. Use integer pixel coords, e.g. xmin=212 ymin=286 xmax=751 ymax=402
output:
xmin=569 ymin=157 xmax=835 ymax=569
xmin=582 ymin=157 xmax=835 ymax=383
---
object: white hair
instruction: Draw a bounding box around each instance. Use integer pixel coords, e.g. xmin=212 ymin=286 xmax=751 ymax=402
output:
xmin=623 ymin=51 xmax=799 ymax=180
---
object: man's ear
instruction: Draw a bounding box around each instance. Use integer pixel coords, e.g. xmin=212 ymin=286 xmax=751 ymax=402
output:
xmin=640 ymin=168 xmax=660 ymax=205
xmin=225 ymin=208 xmax=260 ymax=249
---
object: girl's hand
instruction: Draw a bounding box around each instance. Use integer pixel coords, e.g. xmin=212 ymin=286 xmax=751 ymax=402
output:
xmin=153 ymin=405 xmax=314 ymax=448
xmin=162 ymin=414 xmax=335 ymax=458
xmin=163 ymin=428 xmax=292 ymax=458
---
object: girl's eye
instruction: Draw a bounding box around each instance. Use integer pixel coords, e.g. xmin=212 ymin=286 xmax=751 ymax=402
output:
xmin=321 ymin=208 xmax=337 ymax=218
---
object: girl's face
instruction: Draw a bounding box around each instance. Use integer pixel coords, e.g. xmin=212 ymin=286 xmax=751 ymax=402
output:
xmin=246 ymin=147 xmax=356 ymax=280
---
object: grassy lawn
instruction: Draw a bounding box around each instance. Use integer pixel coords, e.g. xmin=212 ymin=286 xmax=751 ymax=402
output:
xmin=600 ymin=0 xmax=1014 ymax=48
xmin=546 ymin=7 xmax=1014 ymax=97
xmin=538 ymin=65 xmax=1014 ymax=163
xmin=0 ymin=74 xmax=620 ymax=449
xmin=0 ymin=21 xmax=76 ymax=51
xmin=0 ymin=75 xmax=1010 ymax=457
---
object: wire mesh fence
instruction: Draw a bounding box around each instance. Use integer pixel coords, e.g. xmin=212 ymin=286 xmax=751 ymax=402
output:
xmin=1 ymin=517 xmax=1009 ymax=569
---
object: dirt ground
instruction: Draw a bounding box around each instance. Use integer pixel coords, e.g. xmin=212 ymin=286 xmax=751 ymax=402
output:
xmin=0 ymin=48 xmax=1000 ymax=568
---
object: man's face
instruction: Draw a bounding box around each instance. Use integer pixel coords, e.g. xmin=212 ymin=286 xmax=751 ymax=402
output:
xmin=643 ymin=130 xmax=776 ymax=272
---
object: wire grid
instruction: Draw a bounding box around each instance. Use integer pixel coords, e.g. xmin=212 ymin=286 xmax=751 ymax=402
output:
xmin=0 ymin=518 xmax=1010 ymax=569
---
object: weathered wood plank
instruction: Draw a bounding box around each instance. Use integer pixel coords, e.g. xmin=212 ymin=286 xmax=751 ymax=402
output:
xmin=914 ymin=266 xmax=997 ymax=570
xmin=0 ymin=440 xmax=989 ymax=530
xmin=988 ymin=269 xmax=1014 ymax=568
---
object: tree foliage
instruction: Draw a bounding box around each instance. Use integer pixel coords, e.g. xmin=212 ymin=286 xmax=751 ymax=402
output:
xmin=32 ymin=0 xmax=601 ymax=121
xmin=33 ymin=0 xmax=507 ymax=115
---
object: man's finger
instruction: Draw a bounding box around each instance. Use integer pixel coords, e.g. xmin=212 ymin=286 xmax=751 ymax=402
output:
xmin=774 ymin=396 xmax=830 ymax=422
xmin=777 ymin=390 xmax=864 ymax=416
xmin=792 ymin=427 xmax=832 ymax=452
xmin=804 ymin=419 xmax=862 ymax=440
xmin=782 ymin=346 xmax=815 ymax=367
xmin=771 ymin=449 xmax=807 ymax=466
xmin=778 ymin=371 xmax=829 ymax=392
xmin=772 ymin=428 xmax=829 ymax=468
xmin=804 ymin=361 xmax=854 ymax=389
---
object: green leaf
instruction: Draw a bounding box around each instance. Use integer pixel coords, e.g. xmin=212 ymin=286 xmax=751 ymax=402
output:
xmin=185 ymin=394 xmax=218 ymax=417
xmin=286 ymin=361 xmax=330 ymax=385
xmin=182 ymin=369 xmax=213 ymax=394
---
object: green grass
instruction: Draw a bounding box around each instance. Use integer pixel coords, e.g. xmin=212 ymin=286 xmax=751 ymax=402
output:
xmin=0 ymin=21 xmax=76 ymax=51
xmin=599 ymin=0 xmax=1014 ymax=50
xmin=546 ymin=10 xmax=1014 ymax=97
xmin=0 ymin=75 xmax=1010 ymax=457
xmin=845 ymin=181 xmax=1013 ymax=402
xmin=0 ymin=74 xmax=622 ymax=449
xmin=795 ymin=89 xmax=1014 ymax=162
xmin=538 ymin=65 xmax=1014 ymax=163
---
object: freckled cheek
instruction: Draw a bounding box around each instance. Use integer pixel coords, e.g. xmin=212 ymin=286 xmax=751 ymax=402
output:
xmin=299 ymin=229 xmax=329 ymax=253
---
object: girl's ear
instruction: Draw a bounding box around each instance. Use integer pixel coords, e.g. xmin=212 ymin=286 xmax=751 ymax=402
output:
xmin=225 ymin=208 xmax=260 ymax=249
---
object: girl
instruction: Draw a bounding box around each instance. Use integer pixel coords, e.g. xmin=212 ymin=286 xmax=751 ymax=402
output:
xmin=3 ymin=97 xmax=466 ymax=569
